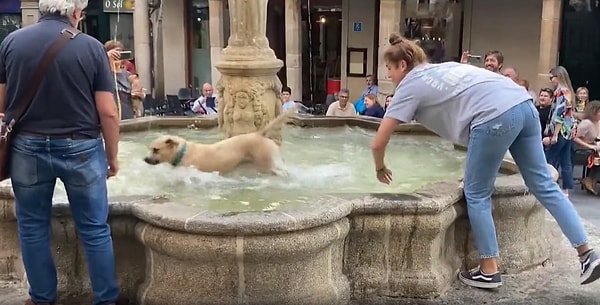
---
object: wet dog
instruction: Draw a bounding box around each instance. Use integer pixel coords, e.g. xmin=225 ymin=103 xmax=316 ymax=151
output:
xmin=143 ymin=106 xmax=295 ymax=176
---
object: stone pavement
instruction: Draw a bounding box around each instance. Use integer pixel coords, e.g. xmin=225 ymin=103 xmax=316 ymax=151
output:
xmin=2 ymin=214 xmax=600 ymax=305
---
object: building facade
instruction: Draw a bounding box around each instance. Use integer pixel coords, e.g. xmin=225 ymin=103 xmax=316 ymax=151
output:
xmin=6 ymin=0 xmax=599 ymax=103
xmin=158 ymin=0 xmax=572 ymax=103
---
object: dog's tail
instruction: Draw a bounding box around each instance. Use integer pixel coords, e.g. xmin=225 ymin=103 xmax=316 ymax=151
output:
xmin=258 ymin=104 xmax=299 ymax=137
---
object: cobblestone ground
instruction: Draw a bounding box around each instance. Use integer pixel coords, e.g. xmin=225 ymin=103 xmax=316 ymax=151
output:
xmin=2 ymin=216 xmax=600 ymax=305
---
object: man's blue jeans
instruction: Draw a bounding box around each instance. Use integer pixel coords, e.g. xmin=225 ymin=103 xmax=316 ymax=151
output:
xmin=10 ymin=136 xmax=120 ymax=305
xmin=545 ymin=134 xmax=575 ymax=189
xmin=464 ymin=101 xmax=588 ymax=258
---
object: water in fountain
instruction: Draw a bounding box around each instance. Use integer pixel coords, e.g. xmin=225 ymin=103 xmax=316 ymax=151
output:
xmin=52 ymin=126 xmax=465 ymax=211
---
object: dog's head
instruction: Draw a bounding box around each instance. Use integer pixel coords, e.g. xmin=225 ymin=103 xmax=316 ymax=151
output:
xmin=144 ymin=135 xmax=186 ymax=166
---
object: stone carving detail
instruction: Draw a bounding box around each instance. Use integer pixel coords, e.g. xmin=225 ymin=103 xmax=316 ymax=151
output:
xmin=228 ymin=0 xmax=269 ymax=48
xmin=217 ymin=75 xmax=283 ymax=143
xmin=216 ymin=0 xmax=284 ymax=143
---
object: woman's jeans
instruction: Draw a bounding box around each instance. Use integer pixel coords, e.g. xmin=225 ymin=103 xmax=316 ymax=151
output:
xmin=464 ymin=101 xmax=588 ymax=259
xmin=545 ymin=134 xmax=574 ymax=189
xmin=10 ymin=136 xmax=120 ymax=305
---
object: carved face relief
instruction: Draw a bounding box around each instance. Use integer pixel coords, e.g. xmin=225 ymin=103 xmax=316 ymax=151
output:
xmin=235 ymin=91 xmax=250 ymax=109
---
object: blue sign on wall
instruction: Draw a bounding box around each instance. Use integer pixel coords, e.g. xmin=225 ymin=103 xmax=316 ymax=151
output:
xmin=0 ymin=0 xmax=21 ymax=14
xmin=353 ymin=22 xmax=362 ymax=33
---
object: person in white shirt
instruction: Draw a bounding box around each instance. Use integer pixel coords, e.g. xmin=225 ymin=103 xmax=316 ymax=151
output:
xmin=192 ymin=83 xmax=218 ymax=116
xmin=326 ymin=88 xmax=357 ymax=117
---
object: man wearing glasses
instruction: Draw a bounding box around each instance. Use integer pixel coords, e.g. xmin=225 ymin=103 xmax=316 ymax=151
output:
xmin=326 ymin=88 xmax=357 ymax=117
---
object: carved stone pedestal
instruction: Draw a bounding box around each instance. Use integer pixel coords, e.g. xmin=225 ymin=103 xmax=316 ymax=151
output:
xmin=216 ymin=0 xmax=284 ymax=143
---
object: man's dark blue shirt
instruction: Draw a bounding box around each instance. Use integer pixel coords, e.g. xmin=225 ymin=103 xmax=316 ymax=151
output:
xmin=0 ymin=14 xmax=114 ymax=137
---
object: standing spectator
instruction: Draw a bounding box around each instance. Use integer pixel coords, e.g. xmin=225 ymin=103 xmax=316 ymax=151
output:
xmin=0 ymin=0 xmax=123 ymax=304
xmin=537 ymin=88 xmax=554 ymax=136
xmin=105 ymin=40 xmax=135 ymax=120
xmin=544 ymin=66 xmax=576 ymax=197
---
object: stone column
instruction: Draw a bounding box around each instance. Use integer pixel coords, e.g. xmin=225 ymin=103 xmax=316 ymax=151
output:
xmin=536 ymin=0 xmax=562 ymax=91
xmin=215 ymin=0 xmax=284 ymax=143
xmin=376 ymin=0 xmax=403 ymax=105
xmin=20 ymin=0 xmax=39 ymax=27
xmin=134 ymin=0 xmax=152 ymax=92
xmin=285 ymin=0 xmax=302 ymax=101
xmin=209 ymin=0 xmax=225 ymax=84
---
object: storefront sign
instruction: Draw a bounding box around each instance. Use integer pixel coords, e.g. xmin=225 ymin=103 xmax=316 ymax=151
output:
xmin=103 ymin=0 xmax=135 ymax=13
xmin=0 ymin=0 xmax=21 ymax=14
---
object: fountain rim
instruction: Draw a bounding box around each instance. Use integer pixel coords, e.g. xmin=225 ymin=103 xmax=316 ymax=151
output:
xmin=0 ymin=116 xmax=530 ymax=235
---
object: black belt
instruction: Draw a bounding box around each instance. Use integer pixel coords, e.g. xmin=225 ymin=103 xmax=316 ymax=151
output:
xmin=19 ymin=131 xmax=97 ymax=140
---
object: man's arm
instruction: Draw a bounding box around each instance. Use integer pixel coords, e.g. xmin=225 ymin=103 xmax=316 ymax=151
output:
xmin=96 ymin=91 xmax=119 ymax=161
xmin=191 ymin=98 xmax=202 ymax=113
xmin=93 ymin=44 xmax=120 ymax=163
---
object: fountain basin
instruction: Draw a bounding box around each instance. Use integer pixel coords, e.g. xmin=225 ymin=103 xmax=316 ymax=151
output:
xmin=0 ymin=116 xmax=557 ymax=305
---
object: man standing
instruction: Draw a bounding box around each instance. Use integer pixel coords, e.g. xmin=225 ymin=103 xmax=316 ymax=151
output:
xmin=0 ymin=1 xmax=122 ymax=305
xmin=461 ymin=49 xmax=504 ymax=73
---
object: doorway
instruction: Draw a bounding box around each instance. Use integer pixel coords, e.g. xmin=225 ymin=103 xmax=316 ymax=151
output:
xmin=559 ymin=0 xmax=600 ymax=99
xmin=302 ymin=0 xmax=343 ymax=105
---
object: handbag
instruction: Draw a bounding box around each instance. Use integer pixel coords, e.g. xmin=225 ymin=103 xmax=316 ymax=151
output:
xmin=0 ymin=27 xmax=80 ymax=181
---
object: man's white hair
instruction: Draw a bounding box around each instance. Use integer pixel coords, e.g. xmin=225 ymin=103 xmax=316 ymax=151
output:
xmin=38 ymin=0 xmax=89 ymax=17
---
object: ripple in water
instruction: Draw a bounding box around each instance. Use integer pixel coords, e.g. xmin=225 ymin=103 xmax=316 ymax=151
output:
xmin=52 ymin=126 xmax=465 ymax=211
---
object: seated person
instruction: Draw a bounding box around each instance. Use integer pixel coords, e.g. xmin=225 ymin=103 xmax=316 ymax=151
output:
xmin=192 ymin=83 xmax=218 ymax=116
xmin=363 ymin=94 xmax=385 ymax=119
xmin=281 ymin=86 xmax=298 ymax=112
xmin=384 ymin=95 xmax=392 ymax=111
xmin=354 ymin=75 xmax=379 ymax=115
xmin=573 ymin=100 xmax=600 ymax=195
xmin=326 ymin=89 xmax=357 ymax=117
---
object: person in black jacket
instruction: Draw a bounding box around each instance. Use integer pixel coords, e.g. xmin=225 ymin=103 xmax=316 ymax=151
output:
xmin=363 ymin=93 xmax=385 ymax=118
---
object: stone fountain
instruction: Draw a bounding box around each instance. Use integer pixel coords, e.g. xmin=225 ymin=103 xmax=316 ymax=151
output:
xmin=215 ymin=0 xmax=284 ymax=143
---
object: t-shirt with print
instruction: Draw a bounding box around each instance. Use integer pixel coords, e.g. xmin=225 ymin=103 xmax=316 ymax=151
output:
xmin=384 ymin=62 xmax=532 ymax=146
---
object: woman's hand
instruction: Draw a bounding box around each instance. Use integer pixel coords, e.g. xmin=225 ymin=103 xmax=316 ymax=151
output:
xmin=551 ymin=135 xmax=558 ymax=144
xmin=542 ymin=137 xmax=551 ymax=146
xmin=376 ymin=167 xmax=393 ymax=184
xmin=131 ymin=89 xmax=145 ymax=98
xmin=460 ymin=51 xmax=470 ymax=64
xmin=107 ymin=49 xmax=121 ymax=61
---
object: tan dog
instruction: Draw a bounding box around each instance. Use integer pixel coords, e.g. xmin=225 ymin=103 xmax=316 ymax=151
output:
xmin=128 ymin=74 xmax=144 ymax=118
xmin=143 ymin=106 xmax=296 ymax=176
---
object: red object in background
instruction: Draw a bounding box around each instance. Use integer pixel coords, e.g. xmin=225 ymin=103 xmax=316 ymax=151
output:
xmin=327 ymin=79 xmax=341 ymax=95
xmin=123 ymin=60 xmax=137 ymax=75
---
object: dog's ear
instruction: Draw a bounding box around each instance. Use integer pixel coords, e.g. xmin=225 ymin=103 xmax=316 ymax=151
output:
xmin=165 ymin=138 xmax=178 ymax=148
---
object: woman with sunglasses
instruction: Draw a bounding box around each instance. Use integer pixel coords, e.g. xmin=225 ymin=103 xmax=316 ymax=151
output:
xmin=544 ymin=66 xmax=576 ymax=197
